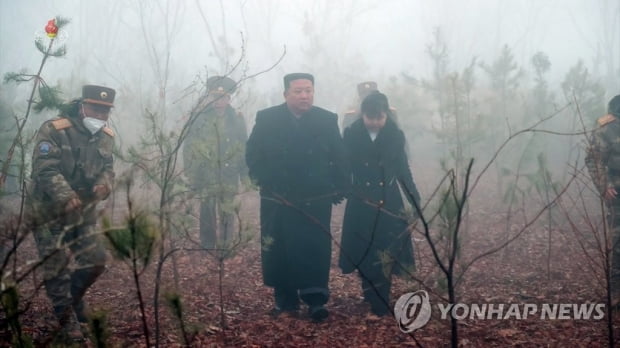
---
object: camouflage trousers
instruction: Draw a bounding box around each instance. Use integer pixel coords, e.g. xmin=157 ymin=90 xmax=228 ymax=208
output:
xmin=199 ymin=195 xmax=235 ymax=249
xmin=609 ymin=201 xmax=620 ymax=298
xmin=33 ymin=212 xmax=106 ymax=312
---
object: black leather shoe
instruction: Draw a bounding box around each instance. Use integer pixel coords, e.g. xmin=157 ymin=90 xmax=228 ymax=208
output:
xmin=309 ymin=305 xmax=328 ymax=322
xmin=270 ymin=303 xmax=299 ymax=317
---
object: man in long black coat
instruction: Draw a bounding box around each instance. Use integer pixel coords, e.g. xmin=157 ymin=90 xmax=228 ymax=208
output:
xmin=246 ymin=73 xmax=347 ymax=321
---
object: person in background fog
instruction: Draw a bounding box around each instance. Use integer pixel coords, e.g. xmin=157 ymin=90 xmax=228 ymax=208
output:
xmin=183 ymin=76 xmax=248 ymax=249
xmin=585 ymin=94 xmax=620 ymax=308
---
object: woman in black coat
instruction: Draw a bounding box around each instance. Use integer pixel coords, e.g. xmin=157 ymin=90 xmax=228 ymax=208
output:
xmin=339 ymin=92 xmax=421 ymax=316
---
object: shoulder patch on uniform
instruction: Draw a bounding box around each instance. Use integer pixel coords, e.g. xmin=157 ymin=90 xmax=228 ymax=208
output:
xmin=597 ymin=114 xmax=616 ymax=126
xmin=37 ymin=141 xmax=53 ymax=155
xmin=102 ymin=127 xmax=115 ymax=137
xmin=51 ymin=118 xmax=72 ymax=130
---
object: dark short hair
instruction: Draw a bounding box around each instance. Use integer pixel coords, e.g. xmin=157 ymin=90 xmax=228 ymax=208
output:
xmin=361 ymin=91 xmax=389 ymax=118
xmin=284 ymin=73 xmax=314 ymax=90
xmin=609 ymin=95 xmax=620 ymax=117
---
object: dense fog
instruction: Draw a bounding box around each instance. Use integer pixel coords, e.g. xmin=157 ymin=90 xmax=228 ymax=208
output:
xmin=1 ymin=0 xmax=619 ymax=232
xmin=0 ymin=1 xmax=619 ymax=345
xmin=1 ymin=1 xmax=617 ymax=124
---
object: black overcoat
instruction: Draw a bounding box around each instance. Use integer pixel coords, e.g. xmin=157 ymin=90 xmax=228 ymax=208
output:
xmin=246 ymin=103 xmax=347 ymax=291
xmin=339 ymin=118 xmax=420 ymax=276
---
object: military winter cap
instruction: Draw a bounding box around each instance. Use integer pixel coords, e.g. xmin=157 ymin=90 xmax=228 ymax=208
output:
xmin=609 ymin=94 xmax=620 ymax=117
xmin=207 ymin=76 xmax=236 ymax=95
xmin=82 ymin=85 xmax=115 ymax=107
xmin=357 ymin=81 xmax=378 ymax=98
xmin=284 ymin=73 xmax=314 ymax=89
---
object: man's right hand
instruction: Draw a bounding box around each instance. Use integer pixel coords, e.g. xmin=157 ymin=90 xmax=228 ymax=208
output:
xmin=605 ymin=186 xmax=618 ymax=201
xmin=65 ymin=197 xmax=82 ymax=213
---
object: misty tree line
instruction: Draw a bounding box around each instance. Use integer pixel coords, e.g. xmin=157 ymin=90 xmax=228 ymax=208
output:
xmin=0 ymin=6 xmax=617 ymax=346
xmin=386 ymin=28 xmax=607 ymax=181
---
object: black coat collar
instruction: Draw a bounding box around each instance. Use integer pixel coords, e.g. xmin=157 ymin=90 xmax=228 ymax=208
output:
xmin=348 ymin=117 xmax=400 ymax=146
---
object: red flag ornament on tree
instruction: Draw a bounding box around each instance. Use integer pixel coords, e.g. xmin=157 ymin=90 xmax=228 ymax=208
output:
xmin=45 ymin=19 xmax=58 ymax=38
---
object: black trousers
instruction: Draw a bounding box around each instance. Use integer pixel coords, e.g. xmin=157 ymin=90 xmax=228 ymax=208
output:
xmin=360 ymin=267 xmax=391 ymax=313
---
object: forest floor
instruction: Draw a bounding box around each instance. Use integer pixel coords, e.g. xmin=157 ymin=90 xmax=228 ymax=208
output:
xmin=1 ymin=185 xmax=619 ymax=347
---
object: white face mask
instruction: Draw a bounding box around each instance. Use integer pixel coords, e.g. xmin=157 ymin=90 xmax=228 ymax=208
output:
xmin=83 ymin=117 xmax=106 ymax=135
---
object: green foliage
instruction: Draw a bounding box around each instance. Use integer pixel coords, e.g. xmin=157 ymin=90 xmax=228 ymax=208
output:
xmin=34 ymin=16 xmax=71 ymax=56
xmin=438 ymin=189 xmax=459 ymax=235
xmin=377 ymin=249 xmax=395 ymax=279
xmin=34 ymin=39 xmax=67 ymax=57
xmin=261 ymin=235 xmax=274 ymax=253
xmin=501 ymin=152 xmax=561 ymax=209
xmin=423 ymin=28 xmax=482 ymax=179
xmin=561 ymin=60 xmax=606 ymax=123
xmin=531 ymin=52 xmax=551 ymax=82
xmin=121 ymin=109 xmax=189 ymax=203
xmin=480 ymin=44 xmax=525 ymax=132
xmin=165 ymin=292 xmax=184 ymax=321
xmin=527 ymin=153 xmax=560 ymax=197
xmin=480 ymin=45 xmax=524 ymax=95
xmin=436 ymin=273 xmax=448 ymax=292
xmin=1 ymin=285 xmax=33 ymax=348
xmin=1 ymin=14 xmax=71 ymax=192
xmin=165 ymin=292 xmax=197 ymax=345
xmin=3 ymin=70 xmax=30 ymax=83
xmin=88 ymin=310 xmax=110 ymax=348
xmin=425 ymin=27 xmax=449 ymax=88
xmin=34 ymin=84 xmax=65 ymax=113
xmin=502 ymin=176 xmax=525 ymax=205
xmin=529 ymin=52 xmax=555 ymax=121
xmin=103 ymin=213 xmax=159 ymax=267
xmin=422 ymin=28 xmax=450 ymax=122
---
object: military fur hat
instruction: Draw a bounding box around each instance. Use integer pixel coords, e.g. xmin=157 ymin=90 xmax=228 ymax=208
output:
xmin=283 ymin=73 xmax=314 ymax=89
xmin=207 ymin=76 xmax=236 ymax=95
xmin=609 ymin=94 xmax=620 ymax=117
xmin=357 ymin=81 xmax=378 ymax=98
xmin=82 ymin=85 xmax=115 ymax=107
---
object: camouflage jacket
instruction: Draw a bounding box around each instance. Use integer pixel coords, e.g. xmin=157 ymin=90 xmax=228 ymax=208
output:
xmin=585 ymin=114 xmax=620 ymax=195
xmin=183 ymin=105 xmax=247 ymax=191
xmin=30 ymin=116 xmax=115 ymax=209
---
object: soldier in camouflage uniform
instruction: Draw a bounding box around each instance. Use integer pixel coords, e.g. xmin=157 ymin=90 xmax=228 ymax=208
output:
xmin=28 ymin=85 xmax=115 ymax=343
xmin=183 ymin=76 xmax=247 ymax=248
xmin=585 ymin=94 xmax=620 ymax=307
